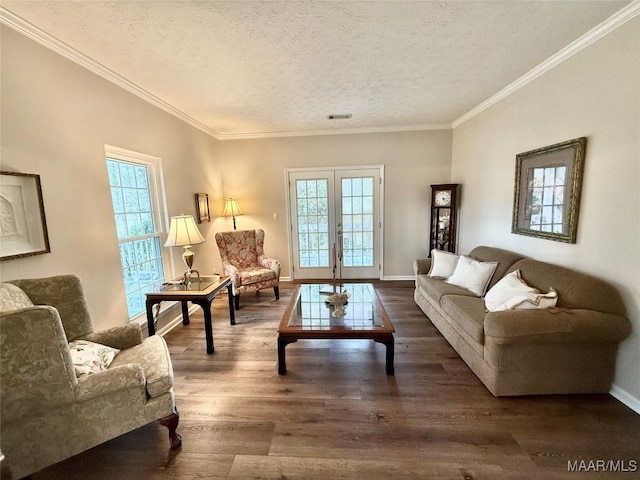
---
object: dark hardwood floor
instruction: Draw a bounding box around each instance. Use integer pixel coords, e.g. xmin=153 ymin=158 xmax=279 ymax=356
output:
xmin=30 ymin=282 xmax=639 ymax=479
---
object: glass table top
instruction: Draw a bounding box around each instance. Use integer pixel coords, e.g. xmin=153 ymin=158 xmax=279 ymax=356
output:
xmin=288 ymin=283 xmax=382 ymax=329
xmin=157 ymin=276 xmax=223 ymax=293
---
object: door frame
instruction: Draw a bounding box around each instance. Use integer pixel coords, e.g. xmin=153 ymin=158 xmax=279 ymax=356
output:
xmin=284 ymin=165 xmax=385 ymax=281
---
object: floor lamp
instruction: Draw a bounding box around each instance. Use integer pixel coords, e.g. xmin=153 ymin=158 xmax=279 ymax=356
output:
xmin=223 ymin=198 xmax=243 ymax=230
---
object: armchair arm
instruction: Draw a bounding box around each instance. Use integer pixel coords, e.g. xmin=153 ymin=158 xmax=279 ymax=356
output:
xmin=484 ymin=308 xmax=632 ymax=345
xmin=75 ymin=364 xmax=146 ymax=402
xmin=82 ymin=324 xmax=143 ymax=350
xmin=413 ymin=258 xmax=432 ymax=275
xmin=221 ymin=261 xmax=241 ymax=287
xmin=259 ymin=256 xmax=281 ymax=277
xmin=1 ymin=306 xmax=77 ymax=422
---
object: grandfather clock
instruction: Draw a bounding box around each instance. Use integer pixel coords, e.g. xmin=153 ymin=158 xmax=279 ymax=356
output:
xmin=429 ymin=184 xmax=460 ymax=255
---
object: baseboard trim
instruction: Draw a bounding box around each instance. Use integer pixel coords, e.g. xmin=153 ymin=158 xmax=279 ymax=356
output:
xmin=610 ymin=385 xmax=640 ymax=415
xmin=381 ymin=275 xmax=415 ymax=281
xmin=156 ymin=305 xmax=199 ymax=337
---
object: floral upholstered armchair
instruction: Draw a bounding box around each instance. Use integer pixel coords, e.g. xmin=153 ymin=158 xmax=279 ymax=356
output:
xmin=0 ymin=275 xmax=181 ymax=479
xmin=215 ymin=229 xmax=280 ymax=310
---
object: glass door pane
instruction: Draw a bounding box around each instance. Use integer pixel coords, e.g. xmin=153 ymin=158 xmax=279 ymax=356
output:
xmin=336 ymin=169 xmax=380 ymax=279
xmin=296 ymin=178 xmax=330 ymax=268
xmin=341 ymin=176 xmax=375 ymax=267
xmin=289 ymin=171 xmax=335 ymax=279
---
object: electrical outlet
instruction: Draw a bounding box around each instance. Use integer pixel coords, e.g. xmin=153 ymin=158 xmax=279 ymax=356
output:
xmin=273 ymin=212 xmax=278 ymax=220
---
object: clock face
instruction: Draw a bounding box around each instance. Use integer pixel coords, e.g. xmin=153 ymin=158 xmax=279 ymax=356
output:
xmin=434 ymin=190 xmax=451 ymax=207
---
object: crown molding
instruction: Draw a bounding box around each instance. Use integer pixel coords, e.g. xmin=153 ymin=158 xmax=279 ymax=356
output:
xmin=217 ymin=123 xmax=452 ymax=140
xmin=452 ymin=0 xmax=640 ymax=128
xmin=0 ymin=7 xmax=224 ymax=140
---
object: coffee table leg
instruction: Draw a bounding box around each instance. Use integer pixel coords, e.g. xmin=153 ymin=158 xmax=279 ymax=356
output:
xmin=227 ymin=283 xmax=235 ymax=325
xmin=374 ymin=337 xmax=395 ymax=375
xmin=277 ymin=337 xmax=297 ymax=375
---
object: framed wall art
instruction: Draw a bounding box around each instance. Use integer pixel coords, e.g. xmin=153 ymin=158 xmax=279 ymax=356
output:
xmin=512 ymin=137 xmax=587 ymax=243
xmin=195 ymin=193 xmax=210 ymax=223
xmin=0 ymin=171 xmax=51 ymax=260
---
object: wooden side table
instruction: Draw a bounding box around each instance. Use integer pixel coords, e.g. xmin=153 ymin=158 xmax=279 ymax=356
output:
xmin=145 ymin=276 xmax=234 ymax=354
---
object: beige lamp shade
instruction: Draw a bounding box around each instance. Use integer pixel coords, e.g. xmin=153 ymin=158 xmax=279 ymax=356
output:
xmin=223 ymin=198 xmax=243 ymax=230
xmin=164 ymin=215 xmax=205 ymax=247
xmin=165 ymin=214 xmax=205 ymax=276
xmin=222 ymin=198 xmax=243 ymax=217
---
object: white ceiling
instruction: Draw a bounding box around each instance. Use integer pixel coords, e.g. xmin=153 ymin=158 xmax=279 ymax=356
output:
xmin=1 ymin=1 xmax=634 ymax=139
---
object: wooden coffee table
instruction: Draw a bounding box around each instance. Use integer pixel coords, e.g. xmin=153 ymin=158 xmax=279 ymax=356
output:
xmin=277 ymin=283 xmax=395 ymax=375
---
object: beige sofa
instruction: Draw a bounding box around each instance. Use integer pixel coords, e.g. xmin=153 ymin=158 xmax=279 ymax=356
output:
xmin=413 ymin=246 xmax=631 ymax=396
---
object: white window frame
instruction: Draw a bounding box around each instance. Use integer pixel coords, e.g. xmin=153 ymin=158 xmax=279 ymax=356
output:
xmin=105 ymin=145 xmax=174 ymax=323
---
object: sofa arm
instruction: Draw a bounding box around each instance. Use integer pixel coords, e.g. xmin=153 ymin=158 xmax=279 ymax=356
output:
xmin=83 ymin=324 xmax=143 ymax=350
xmin=75 ymin=364 xmax=146 ymax=402
xmin=413 ymin=258 xmax=432 ymax=275
xmin=484 ymin=308 xmax=632 ymax=345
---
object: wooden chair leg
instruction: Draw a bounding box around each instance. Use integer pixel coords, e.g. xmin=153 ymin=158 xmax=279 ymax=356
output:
xmin=234 ymin=294 xmax=240 ymax=310
xmin=158 ymin=408 xmax=182 ymax=449
xmin=274 ymin=286 xmax=280 ymax=300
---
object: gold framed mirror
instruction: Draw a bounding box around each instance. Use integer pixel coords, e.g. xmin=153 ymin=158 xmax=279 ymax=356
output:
xmin=512 ymin=137 xmax=587 ymax=243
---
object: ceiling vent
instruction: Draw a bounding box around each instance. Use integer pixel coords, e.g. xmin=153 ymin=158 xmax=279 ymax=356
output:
xmin=327 ymin=114 xmax=352 ymax=120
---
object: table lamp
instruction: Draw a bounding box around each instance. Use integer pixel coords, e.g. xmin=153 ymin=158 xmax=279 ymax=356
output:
xmin=165 ymin=214 xmax=205 ymax=282
xmin=222 ymin=198 xmax=243 ymax=230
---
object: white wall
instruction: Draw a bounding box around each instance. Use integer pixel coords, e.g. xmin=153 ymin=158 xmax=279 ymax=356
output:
xmin=452 ymin=18 xmax=640 ymax=404
xmin=0 ymin=26 xmax=222 ymax=330
xmin=0 ymin=24 xmax=452 ymax=331
xmin=216 ymin=130 xmax=453 ymax=279
xmin=1 ymin=24 xmax=452 ymax=333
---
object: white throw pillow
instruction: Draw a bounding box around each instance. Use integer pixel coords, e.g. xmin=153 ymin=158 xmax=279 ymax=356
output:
xmin=428 ymin=249 xmax=460 ymax=279
xmin=68 ymin=340 xmax=120 ymax=377
xmin=484 ymin=269 xmax=559 ymax=312
xmin=446 ymin=255 xmax=498 ymax=296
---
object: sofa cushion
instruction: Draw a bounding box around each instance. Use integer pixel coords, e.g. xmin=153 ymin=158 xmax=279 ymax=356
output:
xmin=239 ymin=266 xmax=277 ymax=286
xmin=440 ymin=295 xmax=487 ymax=347
xmin=446 ymin=255 xmax=498 ymax=296
xmin=416 ymin=274 xmax=477 ymax=305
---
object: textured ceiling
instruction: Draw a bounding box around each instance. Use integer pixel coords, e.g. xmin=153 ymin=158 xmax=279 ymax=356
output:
xmin=1 ymin=1 xmax=632 ymax=138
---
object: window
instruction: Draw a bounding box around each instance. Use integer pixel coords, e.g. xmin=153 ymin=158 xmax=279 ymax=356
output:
xmin=525 ymin=165 xmax=567 ymax=233
xmin=105 ymin=146 xmax=167 ymax=319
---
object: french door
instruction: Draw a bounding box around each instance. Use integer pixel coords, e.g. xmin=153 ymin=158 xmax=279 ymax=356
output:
xmin=288 ymin=167 xmax=382 ymax=280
